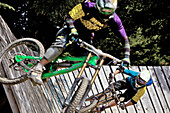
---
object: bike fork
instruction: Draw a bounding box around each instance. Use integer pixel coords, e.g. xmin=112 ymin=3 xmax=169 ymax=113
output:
xmin=76 ymin=57 xmax=105 ymax=112
xmin=63 ymin=53 xmax=92 ymax=107
xmin=63 ymin=54 xmax=105 ymax=112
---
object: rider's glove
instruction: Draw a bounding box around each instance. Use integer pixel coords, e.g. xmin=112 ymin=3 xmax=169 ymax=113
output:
xmin=108 ymin=73 xmax=114 ymax=84
xmin=119 ymin=103 xmax=126 ymax=110
xmin=69 ymin=28 xmax=78 ymax=38
xmin=116 ymin=65 xmax=125 ymax=73
xmin=122 ymin=57 xmax=130 ymax=67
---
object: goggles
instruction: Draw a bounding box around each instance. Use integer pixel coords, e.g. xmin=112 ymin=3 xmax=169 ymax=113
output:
xmin=98 ymin=7 xmax=115 ymax=15
xmin=137 ymin=75 xmax=147 ymax=86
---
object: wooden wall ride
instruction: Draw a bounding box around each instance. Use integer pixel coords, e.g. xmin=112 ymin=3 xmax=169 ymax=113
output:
xmin=0 ymin=16 xmax=170 ymax=113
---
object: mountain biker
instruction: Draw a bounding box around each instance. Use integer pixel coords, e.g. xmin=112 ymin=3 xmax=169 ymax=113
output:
xmin=97 ymin=66 xmax=153 ymax=112
xmin=30 ymin=0 xmax=131 ymax=85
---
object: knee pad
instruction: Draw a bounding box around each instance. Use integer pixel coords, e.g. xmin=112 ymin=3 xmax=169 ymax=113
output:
xmin=44 ymin=47 xmax=64 ymax=62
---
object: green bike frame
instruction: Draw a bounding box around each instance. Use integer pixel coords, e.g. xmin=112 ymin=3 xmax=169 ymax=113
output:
xmin=15 ymin=55 xmax=98 ymax=79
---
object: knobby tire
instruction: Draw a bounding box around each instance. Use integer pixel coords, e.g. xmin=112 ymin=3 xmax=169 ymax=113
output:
xmin=0 ymin=38 xmax=45 ymax=85
xmin=64 ymin=78 xmax=89 ymax=113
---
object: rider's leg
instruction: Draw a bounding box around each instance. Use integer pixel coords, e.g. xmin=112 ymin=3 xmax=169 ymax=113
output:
xmin=30 ymin=27 xmax=67 ymax=85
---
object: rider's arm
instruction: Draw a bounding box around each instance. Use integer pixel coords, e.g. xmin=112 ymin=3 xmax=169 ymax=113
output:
xmin=124 ymin=68 xmax=139 ymax=77
xmin=65 ymin=3 xmax=85 ymax=29
xmin=114 ymin=65 xmax=125 ymax=77
xmin=115 ymin=66 xmax=139 ymax=77
xmin=113 ymin=13 xmax=130 ymax=59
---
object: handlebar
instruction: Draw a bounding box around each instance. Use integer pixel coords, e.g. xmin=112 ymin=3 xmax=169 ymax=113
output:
xmin=71 ymin=37 xmax=121 ymax=63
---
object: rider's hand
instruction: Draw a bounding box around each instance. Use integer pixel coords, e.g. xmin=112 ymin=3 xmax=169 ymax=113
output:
xmin=122 ymin=57 xmax=130 ymax=67
xmin=116 ymin=65 xmax=125 ymax=73
xmin=119 ymin=103 xmax=126 ymax=110
xmin=69 ymin=28 xmax=78 ymax=38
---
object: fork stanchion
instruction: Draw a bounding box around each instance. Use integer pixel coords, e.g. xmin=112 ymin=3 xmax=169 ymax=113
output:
xmin=77 ymin=53 xmax=92 ymax=78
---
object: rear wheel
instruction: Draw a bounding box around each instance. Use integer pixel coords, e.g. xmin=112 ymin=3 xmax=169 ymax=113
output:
xmin=0 ymin=38 xmax=45 ymax=85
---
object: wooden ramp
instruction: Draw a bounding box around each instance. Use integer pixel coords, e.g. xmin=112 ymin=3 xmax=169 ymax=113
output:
xmin=0 ymin=16 xmax=170 ymax=113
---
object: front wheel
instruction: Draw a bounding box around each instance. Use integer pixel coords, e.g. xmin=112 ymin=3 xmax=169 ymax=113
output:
xmin=64 ymin=78 xmax=89 ymax=113
xmin=0 ymin=38 xmax=45 ymax=85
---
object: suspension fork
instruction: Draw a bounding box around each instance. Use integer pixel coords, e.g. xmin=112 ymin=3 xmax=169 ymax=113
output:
xmin=63 ymin=53 xmax=92 ymax=107
xmin=77 ymin=53 xmax=92 ymax=78
xmin=91 ymin=57 xmax=105 ymax=84
xmin=77 ymin=53 xmax=105 ymax=85
xmin=76 ymin=57 xmax=105 ymax=111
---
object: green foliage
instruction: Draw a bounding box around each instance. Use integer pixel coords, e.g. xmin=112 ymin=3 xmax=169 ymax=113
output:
xmin=0 ymin=3 xmax=15 ymax=11
xmin=32 ymin=0 xmax=83 ymax=25
xmin=1 ymin=0 xmax=169 ymax=65
xmin=116 ymin=0 xmax=170 ymax=65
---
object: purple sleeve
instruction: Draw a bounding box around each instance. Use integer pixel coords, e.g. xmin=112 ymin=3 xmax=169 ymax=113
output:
xmin=113 ymin=13 xmax=130 ymax=58
xmin=113 ymin=13 xmax=127 ymax=38
xmin=83 ymin=1 xmax=96 ymax=8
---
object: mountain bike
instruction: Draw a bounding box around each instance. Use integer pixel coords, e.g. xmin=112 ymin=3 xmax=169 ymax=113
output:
xmin=61 ymin=38 xmax=123 ymax=113
xmin=0 ymin=37 xmax=122 ymax=113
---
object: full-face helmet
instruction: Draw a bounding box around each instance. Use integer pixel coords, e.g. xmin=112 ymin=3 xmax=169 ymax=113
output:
xmin=96 ymin=0 xmax=117 ymax=15
xmin=136 ymin=70 xmax=151 ymax=87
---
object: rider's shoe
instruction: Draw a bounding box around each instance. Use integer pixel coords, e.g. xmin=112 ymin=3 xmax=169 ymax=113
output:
xmin=29 ymin=63 xmax=43 ymax=85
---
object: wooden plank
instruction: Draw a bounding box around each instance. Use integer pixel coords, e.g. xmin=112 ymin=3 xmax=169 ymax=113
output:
xmin=0 ymin=63 xmax=19 ymax=113
xmin=161 ymin=66 xmax=170 ymax=90
xmin=50 ymin=76 xmax=68 ymax=106
xmin=85 ymin=67 xmax=101 ymax=95
xmin=24 ymin=81 xmax=45 ymax=113
xmin=97 ymin=66 xmax=114 ymax=113
xmin=48 ymin=78 xmax=65 ymax=112
xmin=2 ymin=85 xmax=19 ymax=113
xmin=142 ymin=66 xmax=164 ymax=113
xmin=31 ymin=85 xmax=52 ymax=113
xmin=148 ymin=66 xmax=169 ymax=113
xmin=15 ymin=84 xmax=35 ymax=113
xmin=153 ymin=66 xmax=170 ymax=112
xmin=42 ymin=82 xmax=59 ymax=113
